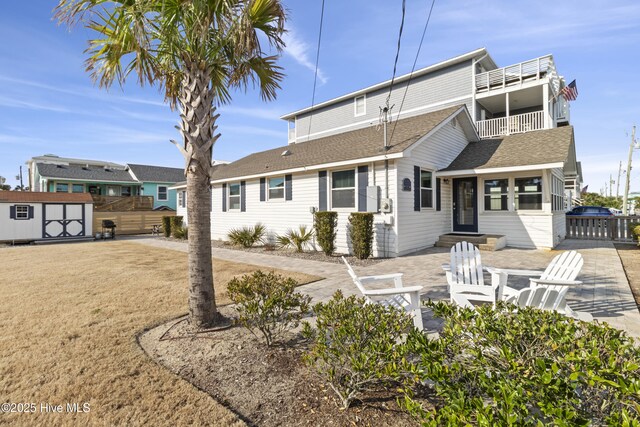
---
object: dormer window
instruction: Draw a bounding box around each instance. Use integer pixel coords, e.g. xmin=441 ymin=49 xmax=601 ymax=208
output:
xmin=354 ymin=95 xmax=366 ymax=117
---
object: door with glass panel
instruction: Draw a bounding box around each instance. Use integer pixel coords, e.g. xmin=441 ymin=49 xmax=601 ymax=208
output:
xmin=452 ymin=177 xmax=478 ymax=232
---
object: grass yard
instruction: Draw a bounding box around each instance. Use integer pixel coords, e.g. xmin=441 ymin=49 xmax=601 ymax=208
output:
xmin=0 ymin=240 xmax=321 ymax=426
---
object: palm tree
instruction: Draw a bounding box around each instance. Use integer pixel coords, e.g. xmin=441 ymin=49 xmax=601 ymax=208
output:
xmin=55 ymin=0 xmax=286 ymax=327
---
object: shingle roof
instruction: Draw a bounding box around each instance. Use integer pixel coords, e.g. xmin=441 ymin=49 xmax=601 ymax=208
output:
xmin=0 ymin=192 xmax=93 ymax=203
xmin=127 ymin=164 xmax=185 ymax=183
xmin=37 ymin=163 xmax=137 ymax=182
xmin=212 ymin=106 xmax=464 ymax=181
xmin=440 ymin=126 xmax=574 ymax=172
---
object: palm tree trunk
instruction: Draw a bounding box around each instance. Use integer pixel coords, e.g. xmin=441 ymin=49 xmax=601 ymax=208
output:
xmin=179 ymin=58 xmax=220 ymax=327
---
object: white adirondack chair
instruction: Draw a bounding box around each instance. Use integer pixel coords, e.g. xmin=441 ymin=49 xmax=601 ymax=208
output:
xmin=341 ymin=257 xmax=424 ymax=330
xmin=504 ymin=285 xmax=593 ymax=321
xmin=499 ymin=251 xmax=584 ymax=300
xmin=444 ymin=241 xmax=504 ymax=304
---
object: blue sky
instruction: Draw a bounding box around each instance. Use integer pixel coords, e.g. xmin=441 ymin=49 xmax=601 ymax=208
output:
xmin=1 ymin=1 xmax=639 ymax=194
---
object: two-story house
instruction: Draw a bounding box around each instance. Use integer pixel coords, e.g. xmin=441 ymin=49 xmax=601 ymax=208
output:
xmin=176 ymin=48 xmax=581 ymax=256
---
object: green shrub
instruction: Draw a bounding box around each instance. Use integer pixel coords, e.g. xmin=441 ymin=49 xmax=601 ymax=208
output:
xmin=313 ymin=211 xmax=338 ymax=255
xmin=276 ymin=225 xmax=314 ymax=252
xmin=227 ymin=271 xmax=311 ymax=347
xmin=170 ymin=216 xmax=183 ymax=238
xmin=396 ymin=301 xmax=640 ymax=426
xmin=348 ymin=213 xmax=374 ymax=259
xmin=302 ymin=291 xmax=413 ymax=409
xmin=634 ymin=225 xmax=640 ymax=246
xmin=173 ymin=226 xmax=188 ymax=240
xmin=161 ymin=216 xmax=172 ymax=238
xmin=227 ymin=223 xmax=266 ymax=248
xmin=628 ymin=222 xmax=640 ymax=242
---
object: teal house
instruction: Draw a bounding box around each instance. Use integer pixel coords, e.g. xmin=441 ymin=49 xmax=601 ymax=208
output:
xmin=27 ymin=155 xmax=184 ymax=210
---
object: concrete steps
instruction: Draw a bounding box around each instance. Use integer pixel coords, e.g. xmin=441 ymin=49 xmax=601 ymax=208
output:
xmin=435 ymin=233 xmax=506 ymax=251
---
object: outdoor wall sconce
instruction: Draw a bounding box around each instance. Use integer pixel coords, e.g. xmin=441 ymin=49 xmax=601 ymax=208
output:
xmin=443 ymin=178 xmax=450 ymax=184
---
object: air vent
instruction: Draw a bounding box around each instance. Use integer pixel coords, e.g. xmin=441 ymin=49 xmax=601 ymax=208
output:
xmin=281 ymin=149 xmax=291 ymax=157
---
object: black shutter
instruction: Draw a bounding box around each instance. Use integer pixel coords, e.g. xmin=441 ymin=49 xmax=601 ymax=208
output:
xmin=222 ymin=184 xmax=227 ymax=212
xmin=436 ymin=178 xmax=441 ymax=211
xmin=240 ymin=181 xmax=246 ymax=212
xmin=414 ymin=166 xmax=421 ymax=212
xmin=28 ymin=206 xmax=35 ymax=219
xmin=260 ymin=178 xmax=266 ymax=201
xmin=9 ymin=205 xmax=16 ymax=219
xmin=318 ymin=171 xmax=327 ymax=211
xmin=285 ymin=174 xmax=292 ymax=201
xmin=357 ymin=165 xmax=368 ymax=212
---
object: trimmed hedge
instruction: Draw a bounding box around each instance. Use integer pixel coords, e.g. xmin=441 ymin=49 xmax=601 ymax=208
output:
xmin=170 ymin=216 xmax=183 ymax=239
xmin=313 ymin=211 xmax=338 ymax=255
xmin=348 ymin=212 xmax=374 ymax=259
xmin=161 ymin=216 xmax=172 ymax=238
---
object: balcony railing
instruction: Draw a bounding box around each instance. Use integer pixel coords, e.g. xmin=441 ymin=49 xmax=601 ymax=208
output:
xmin=475 ymin=111 xmax=545 ymax=139
xmin=288 ymin=128 xmax=295 ymax=142
xmin=475 ymin=55 xmax=559 ymax=94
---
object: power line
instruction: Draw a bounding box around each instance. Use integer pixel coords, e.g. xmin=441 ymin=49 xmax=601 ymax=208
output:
xmin=305 ymin=0 xmax=326 ymax=141
xmin=385 ymin=0 xmax=407 ymax=108
xmin=389 ymin=0 xmax=436 ymax=145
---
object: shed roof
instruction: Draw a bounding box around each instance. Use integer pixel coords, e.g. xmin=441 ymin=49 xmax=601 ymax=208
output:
xmin=37 ymin=163 xmax=137 ymax=183
xmin=0 ymin=192 xmax=93 ymax=203
xmin=440 ymin=126 xmax=575 ymax=172
xmin=127 ymin=164 xmax=185 ymax=183
xmin=212 ymin=105 xmax=468 ymax=181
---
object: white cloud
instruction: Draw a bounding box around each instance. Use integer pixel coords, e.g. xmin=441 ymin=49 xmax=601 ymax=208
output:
xmin=283 ymin=29 xmax=327 ymax=85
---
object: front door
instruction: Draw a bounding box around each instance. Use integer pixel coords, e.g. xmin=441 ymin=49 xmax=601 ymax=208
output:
xmin=452 ymin=177 xmax=478 ymax=232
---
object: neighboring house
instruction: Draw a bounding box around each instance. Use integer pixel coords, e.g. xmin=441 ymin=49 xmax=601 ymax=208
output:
xmin=27 ymin=155 xmax=185 ymax=210
xmin=176 ymin=48 xmax=581 ymax=255
xmin=0 ymin=192 xmax=93 ymax=243
xmin=127 ymin=164 xmax=185 ymax=209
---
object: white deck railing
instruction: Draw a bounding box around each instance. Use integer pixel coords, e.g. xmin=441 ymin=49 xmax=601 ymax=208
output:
xmin=475 ymin=111 xmax=545 ymax=139
xmin=288 ymin=128 xmax=295 ymax=142
xmin=475 ymin=55 xmax=559 ymax=94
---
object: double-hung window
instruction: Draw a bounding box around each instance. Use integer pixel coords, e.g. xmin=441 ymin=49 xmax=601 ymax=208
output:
xmin=229 ymin=183 xmax=241 ymax=210
xmin=157 ymin=186 xmax=168 ymax=201
xmin=484 ymin=179 xmax=509 ymax=211
xmin=268 ymin=177 xmax=285 ymax=200
xmin=354 ymin=95 xmax=366 ymax=117
xmin=420 ymin=170 xmax=433 ymax=208
xmin=515 ymin=177 xmax=542 ymax=210
xmin=331 ymin=169 xmax=355 ymax=208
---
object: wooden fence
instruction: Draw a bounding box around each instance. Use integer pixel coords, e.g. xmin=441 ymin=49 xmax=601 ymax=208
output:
xmin=93 ymin=211 xmax=176 ymax=235
xmin=92 ymin=196 xmax=154 ymax=211
xmin=566 ymin=216 xmax=639 ymax=242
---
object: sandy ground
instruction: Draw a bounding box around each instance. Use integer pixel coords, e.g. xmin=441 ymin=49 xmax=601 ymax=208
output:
xmin=0 ymin=240 xmax=320 ymax=426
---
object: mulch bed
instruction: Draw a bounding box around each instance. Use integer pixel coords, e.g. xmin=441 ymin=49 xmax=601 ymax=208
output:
xmin=139 ymin=307 xmax=419 ymax=427
xmin=614 ymin=243 xmax=640 ymax=310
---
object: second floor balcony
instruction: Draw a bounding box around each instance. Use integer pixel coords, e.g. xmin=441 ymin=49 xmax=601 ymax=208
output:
xmin=475 ymin=111 xmax=546 ymax=139
xmin=475 ymin=54 xmax=560 ymax=96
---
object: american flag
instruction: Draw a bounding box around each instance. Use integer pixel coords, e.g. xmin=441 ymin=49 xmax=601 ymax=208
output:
xmin=560 ymin=79 xmax=578 ymax=101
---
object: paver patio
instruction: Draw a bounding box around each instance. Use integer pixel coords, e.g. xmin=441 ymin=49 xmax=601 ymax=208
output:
xmin=129 ymin=237 xmax=640 ymax=337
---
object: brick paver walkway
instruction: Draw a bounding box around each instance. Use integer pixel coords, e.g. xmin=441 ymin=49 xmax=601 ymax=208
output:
xmin=127 ymin=237 xmax=640 ymax=337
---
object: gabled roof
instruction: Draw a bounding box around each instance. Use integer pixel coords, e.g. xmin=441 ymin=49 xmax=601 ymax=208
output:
xmin=37 ymin=163 xmax=137 ymax=183
xmin=29 ymin=154 xmax=126 ymax=169
xmin=211 ymin=105 xmax=473 ymax=181
xmin=281 ymin=48 xmax=496 ymax=120
xmin=127 ymin=164 xmax=185 ymax=183
xmin=0 ymin=191 xmax=93 ymax=203
xmin=439 ymin=126 xmax=575 ymax=174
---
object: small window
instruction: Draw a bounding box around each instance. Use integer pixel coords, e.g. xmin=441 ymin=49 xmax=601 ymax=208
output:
xmin=72 ymin=184 xmax=84 ymax=193
xmin=15 ymin=205 xmax=29 ymax=220
xmin=420 ymin=170 xmax=433 ymax=208
xmin=121 ymin=186 xmax=131 ymax=197
xmin=157 ymin=186 xmax=168 ymax=201
xmin=229 ymin=183 xmax=241 ymax=210
xmin=331 ymin=169 xmax=355 ymax=208
xmin=354 ymin=95 xmax=366 ymax=117
xmin=551 ymin=175 xmax=564 ymax=212
xmin=56 ymin=183 xmax=69 ymax=193
xmin=515 ymin=177 xmax=542 ymax=210
xmin=268 ymin=177 xmax=285 ymax=200
xmin=178 ymin=191 xmax=184 ymax=208
xmin=484 ymin=179 xmax=508 ymax=211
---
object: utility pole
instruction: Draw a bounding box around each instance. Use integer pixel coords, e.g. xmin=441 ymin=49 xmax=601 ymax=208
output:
xmin=617 ymin=161 xmax=623 ymax=198
xmin=609 ymin=174 xmax=614 ymax=197
xmin=623 ymin=126 xmax=637 ymax=215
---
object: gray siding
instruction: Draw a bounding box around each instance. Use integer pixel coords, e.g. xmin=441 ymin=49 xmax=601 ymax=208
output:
xmin=294 ymin=60 xmax=474 ymax=142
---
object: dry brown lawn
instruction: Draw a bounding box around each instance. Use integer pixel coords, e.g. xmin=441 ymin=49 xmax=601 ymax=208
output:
xmin=0 ymin=240 xmax=321 ymax=426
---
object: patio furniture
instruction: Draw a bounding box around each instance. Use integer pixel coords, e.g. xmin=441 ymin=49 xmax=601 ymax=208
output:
xmin=504 ymin=285 xmax=593 ymax=321
xmin=444 ymin=241 xmax=505 ymax=305
xmin=341 ymin=257 xmax=424 ymax=329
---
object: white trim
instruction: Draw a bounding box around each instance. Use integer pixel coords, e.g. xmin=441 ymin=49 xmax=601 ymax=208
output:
xmin=15 ymin=205 xmax=30 ymax=220
xmin=267 ymin=176 xmax=286 ymax=201
xmin=157 ymin=185 xmax=168 ymax=201
xmin=481 ymin=177 xmax=510 ymax=213
xmin=281 ymin=48 xmax=490 ymax=119
xmin=437 ymin=162 xmax=564 ymax=177
xmin=354 ymin=95 xmax=366 ymax=117
xmin=209 ymin=153 xmax=404 ymax=184
xmin=297 ymin=95 xmax=471 ymax=142
xmin=228 ymin=182 xmax=242 ymax=211
xmin=330 ymin=168 xmax=357 ymax=210
xmin=419 ymin=169 xmax=435 ymax=210
xmin=40 ymin=176 xmax=137 ymax=185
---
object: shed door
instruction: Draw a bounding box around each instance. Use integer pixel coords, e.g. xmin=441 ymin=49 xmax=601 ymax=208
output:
xmin=43 ymin=204 xmax=86 ymax=239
